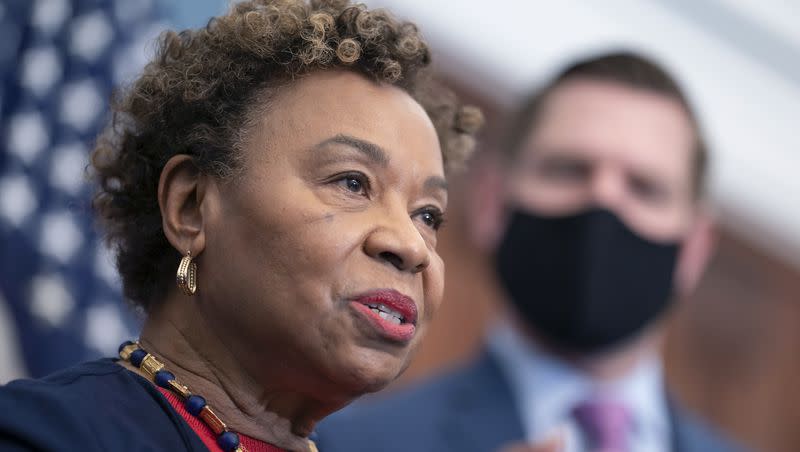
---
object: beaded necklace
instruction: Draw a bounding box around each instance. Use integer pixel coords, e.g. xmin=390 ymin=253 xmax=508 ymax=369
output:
xmin=118 ymin=341 xmax=319 ymax=452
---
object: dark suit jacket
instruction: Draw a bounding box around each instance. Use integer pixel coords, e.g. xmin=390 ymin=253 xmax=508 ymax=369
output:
xmin=316 ymin=351 xmax=745 ymax=452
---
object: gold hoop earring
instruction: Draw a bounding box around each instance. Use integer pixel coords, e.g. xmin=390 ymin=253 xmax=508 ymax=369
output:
xmin=176 ymin=250 xmax=197 ymax=296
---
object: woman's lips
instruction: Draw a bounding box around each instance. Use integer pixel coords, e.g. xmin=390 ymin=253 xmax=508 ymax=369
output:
xmin=350 ymin=289 xmax=418 ymax=343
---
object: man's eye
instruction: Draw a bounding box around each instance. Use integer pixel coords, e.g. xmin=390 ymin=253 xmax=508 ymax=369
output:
xmin=629 ymin=176 xmax=668 ymax=203
xmin=542 ymin=161 xmax=589 ymax=181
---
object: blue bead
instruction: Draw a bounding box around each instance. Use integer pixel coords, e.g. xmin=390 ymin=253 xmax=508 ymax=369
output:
xmin=185 ymin=395 xmax=206 ymax=416
xmin=130 ymin=349 xmax=147 ymax=367
xmin=118 ymin=341 xmax=134 ymax=354
xmin=154 ymin=370 xmax=175 ymax=388
xmin=217 ymin=431 xmax=240 ymax=451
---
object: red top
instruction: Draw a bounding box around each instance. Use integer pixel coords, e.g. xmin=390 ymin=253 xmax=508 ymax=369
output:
xmin=158 ymin=388 xmax=288 ymax=452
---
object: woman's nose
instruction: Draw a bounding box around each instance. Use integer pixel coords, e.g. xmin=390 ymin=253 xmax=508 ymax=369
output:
xmin=363 ymin=211 xmax=431 ymax=274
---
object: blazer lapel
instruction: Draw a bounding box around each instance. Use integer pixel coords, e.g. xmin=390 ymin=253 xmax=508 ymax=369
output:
xmin=440 ymin=351 xmax=527 ymax=452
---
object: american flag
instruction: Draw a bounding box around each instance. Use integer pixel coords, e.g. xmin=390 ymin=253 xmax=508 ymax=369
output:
xmin=0 ymin=0 xmax=167 ymax=380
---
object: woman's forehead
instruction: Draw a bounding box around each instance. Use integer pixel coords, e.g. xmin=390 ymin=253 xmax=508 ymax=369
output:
xmin=271 ymin=71 xmax=429 ymax=128
xmin=246 ymin=71 xmax=442 ymax=169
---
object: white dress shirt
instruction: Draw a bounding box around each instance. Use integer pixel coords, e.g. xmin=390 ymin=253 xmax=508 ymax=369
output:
xmin=487 ymin=320 xmax=671 ymax=452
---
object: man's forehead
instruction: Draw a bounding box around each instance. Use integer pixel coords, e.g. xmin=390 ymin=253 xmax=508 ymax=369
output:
xmin=522 ymin=79 xmax=695 ymax=176
xmin=536 ymin=79 xmax=691 ymax=134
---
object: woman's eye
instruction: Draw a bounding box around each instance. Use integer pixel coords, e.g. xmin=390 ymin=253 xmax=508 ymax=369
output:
xmin=415 ymin=208 xmax=445 ymax=230
xmin=344 ymin=177 xmax=362 ymax=193
xmin=334 ymin=173 xmax=369 ymax=196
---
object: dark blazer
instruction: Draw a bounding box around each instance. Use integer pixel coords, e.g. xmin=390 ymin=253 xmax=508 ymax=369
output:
xmin=316 ymin=351 xmax=745 ymax=452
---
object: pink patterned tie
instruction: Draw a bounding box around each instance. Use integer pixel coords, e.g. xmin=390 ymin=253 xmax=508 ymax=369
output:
xmin=572 ymin=398 xmax=631 ymax=452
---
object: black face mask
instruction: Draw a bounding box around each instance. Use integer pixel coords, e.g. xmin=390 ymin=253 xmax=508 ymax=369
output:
xmin=494 ymin=207 xmax=680 ymax=353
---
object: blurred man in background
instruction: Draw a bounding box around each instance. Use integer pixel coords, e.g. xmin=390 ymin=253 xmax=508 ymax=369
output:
xmin=317 ymin=52 xmax=744 ymax=452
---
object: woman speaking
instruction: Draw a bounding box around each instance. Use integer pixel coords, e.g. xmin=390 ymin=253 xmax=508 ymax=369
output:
xmin=0 ymin=0 xmax=481 ymax=450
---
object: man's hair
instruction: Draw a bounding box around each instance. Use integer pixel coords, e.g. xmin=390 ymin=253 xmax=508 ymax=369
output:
xmin=502 ymin=51 xmax=707 ymax=198
xmin=90 ymin=0 xmax=482 ymax=310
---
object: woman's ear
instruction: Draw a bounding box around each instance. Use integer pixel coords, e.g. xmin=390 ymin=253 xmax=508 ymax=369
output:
xmin=465 ymin=150 xmax=508 ymax=253
xmin=674 ymin=207 xmax=717 ymax=296
xmin=158 ymin=155 xmax=208 ymax=257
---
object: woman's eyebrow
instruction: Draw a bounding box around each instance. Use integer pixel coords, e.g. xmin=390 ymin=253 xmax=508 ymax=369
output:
xmin=313 ymin=134 xmax=389 ymax=167
xmin=424 ymin=176 xmax=447 ymax=193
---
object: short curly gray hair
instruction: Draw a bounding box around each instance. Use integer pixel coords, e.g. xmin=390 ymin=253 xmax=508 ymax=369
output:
xmin=90 ymin=0 xmax=483 ymax=310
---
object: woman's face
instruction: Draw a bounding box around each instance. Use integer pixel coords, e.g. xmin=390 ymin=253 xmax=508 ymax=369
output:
xmin=199 ymin=71 xmax=446 ymax=397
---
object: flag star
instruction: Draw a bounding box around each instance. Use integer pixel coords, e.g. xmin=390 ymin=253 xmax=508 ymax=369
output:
xmin=111 ymin=42 xmax=145 ymax=86
xmin=59 ymin=78 xmax=104 ymax=133
xmin=39 ymin=211 xmax=84 ymax=264
xmin=84 ymin=301 xmax=130 ymax=354
xmin=50 ymin=142 xmax=89 ymax=195
xmin=29 ymin=274 xmax=75 ymax=328
xmin=6 ymin=112 xmax=49 ymax=165
xmin=20 ymin=46 xmax=63 ymax=98
xmin=32 ymin=0 xmax=72 ymax=35
xmin=0 ymin=174 xmax=38 ymax=227
xmin=112 ymin=22 xmax=164 ymax=84
xmin=69 ymin=11 xmax=114 ymax=62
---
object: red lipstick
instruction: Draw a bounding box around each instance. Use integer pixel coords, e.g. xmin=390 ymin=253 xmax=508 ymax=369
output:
xmin=350 ymin=289 xmax=418 ymax=343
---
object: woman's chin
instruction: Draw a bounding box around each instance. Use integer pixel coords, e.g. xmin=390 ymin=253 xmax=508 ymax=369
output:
xmin=331 ymin=349 xmax=410 ymax=395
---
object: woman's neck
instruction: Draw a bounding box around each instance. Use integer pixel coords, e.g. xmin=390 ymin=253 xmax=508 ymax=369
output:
xmin=129 ymin=294 xmax=327 ymax=451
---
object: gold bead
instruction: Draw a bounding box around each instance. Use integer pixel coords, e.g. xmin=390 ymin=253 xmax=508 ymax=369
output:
xmin=119 ymin=343 xmax=138 ymax=361
xmin=140 ymin=354 xmax=165 ymax=379
xmin=167 ymin=379 xmax=191 ymax=399
xmin=199 ymin=406 xmax=227 ymax=434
